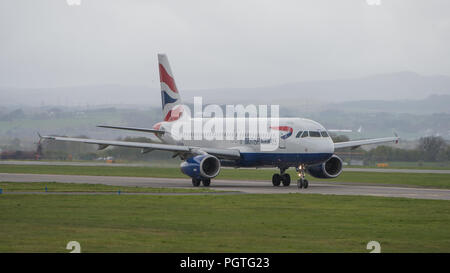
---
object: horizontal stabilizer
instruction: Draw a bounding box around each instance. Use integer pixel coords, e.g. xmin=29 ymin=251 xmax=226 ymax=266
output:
xmin=97 ymin=125 xmax=165 ymax=135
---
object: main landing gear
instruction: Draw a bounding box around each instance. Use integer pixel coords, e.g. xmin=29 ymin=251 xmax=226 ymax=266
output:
xmin=192 ymin=178 xmax=211 ymax=187
xmin=296 ymin=165 xmax=309 ymax=189
xmin=272 ymin=168 xmax=291 ymax=187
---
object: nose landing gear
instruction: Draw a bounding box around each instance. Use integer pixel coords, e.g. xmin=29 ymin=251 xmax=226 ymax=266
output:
xmin=296 ymin=165 xmax=309 ymax=189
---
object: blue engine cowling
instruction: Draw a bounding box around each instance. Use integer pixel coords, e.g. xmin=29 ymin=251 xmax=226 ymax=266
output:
xmin=180 ymin=154 xmax=221 ymax=179
xmin=307 ymin=155 xmax=343 ymax=179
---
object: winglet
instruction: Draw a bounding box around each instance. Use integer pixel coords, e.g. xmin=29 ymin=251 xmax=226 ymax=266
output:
xmin=393 ymin=131 xmax=399 ymax=144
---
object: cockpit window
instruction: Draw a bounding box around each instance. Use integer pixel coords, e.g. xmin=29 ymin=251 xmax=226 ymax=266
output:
xmin=320 ymin=131 xmax=329 ymax=137
xmin=296 ymin=131 xmax=303 ymax=138
xmin=309 ymin=131 xmax=321 ymax=137
xmin=301 ymin=131 xmax=309 ymax=138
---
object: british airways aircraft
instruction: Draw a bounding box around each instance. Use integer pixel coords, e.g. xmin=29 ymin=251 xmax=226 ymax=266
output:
xmin=41 ymin=54 xmax=399 ymax=188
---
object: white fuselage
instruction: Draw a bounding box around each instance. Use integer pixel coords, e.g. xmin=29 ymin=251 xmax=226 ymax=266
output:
xmin=155 ymin=117 xmax=335 ymax=167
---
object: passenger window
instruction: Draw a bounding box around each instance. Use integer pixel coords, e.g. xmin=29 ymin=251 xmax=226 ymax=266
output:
xmin=301 ymin=131 xmax=309 ymax=138
xmin=320 ymin=131 xmax=329 ymax=137
xmin=309 ymin=131 xmax=321 ymax=137
xmin=296 ymin=131 xmax=303 ymax=138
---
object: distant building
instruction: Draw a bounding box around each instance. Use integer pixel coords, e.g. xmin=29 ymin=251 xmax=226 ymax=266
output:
xmin=0 ymin=142 xmax=42 ymax=160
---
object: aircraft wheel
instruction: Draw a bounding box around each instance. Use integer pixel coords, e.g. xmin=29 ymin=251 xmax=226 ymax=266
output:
xmin=192 ymin=178 xmax=201 ymax=187
xmin=202 ymin=178 xmax=211 ymax=187
xmin=272 ymin=174 xmax=281 ymax=186
xmin=297 ymin=179 xmax=303 ymax=189
xmin=282 ymin=174 xmax=291 ymax=186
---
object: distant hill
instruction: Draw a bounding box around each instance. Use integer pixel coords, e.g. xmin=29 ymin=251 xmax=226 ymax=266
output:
xmin=0 ymin=85 xmax=158 ymax=107
xmin=1 ymin=71 xmax=450 ymax=111
xmin=184 ymin=71 xmax=450 ymax=106
xmin=325 ymin=94 xmax=450 ymax=114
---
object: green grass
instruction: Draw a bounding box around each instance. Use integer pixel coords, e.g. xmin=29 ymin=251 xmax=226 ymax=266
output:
xmin=0 ymin=164 xmax=184 ymax=177
xmin=348 ymin=161 xmax=450 ymax=170
xmin=0 ymin=182 xmax=216 ymax=193
xmin=325 ymin=172 xmax=450 ymax=188
xmin=0 ymin=194 xmax=448 ymax=252
xmin=1 ymin=164 xmax=450 ymax=189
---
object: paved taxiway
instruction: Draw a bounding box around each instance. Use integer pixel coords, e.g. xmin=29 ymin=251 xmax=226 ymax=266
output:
xmin=1 ymin=173 xmax=449 ymax=200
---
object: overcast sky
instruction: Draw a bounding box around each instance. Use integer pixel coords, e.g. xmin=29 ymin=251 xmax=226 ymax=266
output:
xmin=1 ymin=0 xmax=449 ymax=90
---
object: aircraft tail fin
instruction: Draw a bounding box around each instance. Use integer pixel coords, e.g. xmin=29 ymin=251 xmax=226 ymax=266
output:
xmin=158 ymin=54 xmax=183 ymax=122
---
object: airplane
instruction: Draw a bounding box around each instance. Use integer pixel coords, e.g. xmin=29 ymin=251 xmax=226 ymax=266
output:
xmin=41 ymin=54 xmax=399 ymax=188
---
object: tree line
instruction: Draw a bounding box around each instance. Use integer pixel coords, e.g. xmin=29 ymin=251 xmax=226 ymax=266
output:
xmin=332 ymin=135 xmax=450 ymax=163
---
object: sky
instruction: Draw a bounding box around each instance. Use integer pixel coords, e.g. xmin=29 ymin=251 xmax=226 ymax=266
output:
xmin=0 ymin=0 xmax=449 ymax=90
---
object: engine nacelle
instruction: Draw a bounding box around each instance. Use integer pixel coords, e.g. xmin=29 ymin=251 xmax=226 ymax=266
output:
xmin=180 ymin=154 xmax=221 ymax=179
xmin=307 ymin=155 xmax=343 ymax=179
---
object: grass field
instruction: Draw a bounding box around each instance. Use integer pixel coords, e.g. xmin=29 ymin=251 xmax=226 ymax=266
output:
xmin=0 ymin=182 xmax=215 ymax=193
xmin=348 ymin=161 xmax=450 ymax=170
xmin=1 ymin=164 xmax=450 ymax=189
xmin=0 ymin=193 xmax=449 ymax=252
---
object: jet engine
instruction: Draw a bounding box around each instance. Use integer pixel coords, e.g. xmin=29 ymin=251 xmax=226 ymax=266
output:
xmin=180 ymin=154 xmax=221 ymax=179
xmin=307 ymin=155 xmax=343 ymax=179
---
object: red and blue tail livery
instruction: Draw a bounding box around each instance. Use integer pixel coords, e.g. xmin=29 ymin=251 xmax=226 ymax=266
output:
xmin=158 ymin=54 xmax=182 ymax=122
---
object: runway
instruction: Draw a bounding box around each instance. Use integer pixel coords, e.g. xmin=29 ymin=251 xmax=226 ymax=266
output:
xmin=1 ymin=173 xmax=449 ymax=200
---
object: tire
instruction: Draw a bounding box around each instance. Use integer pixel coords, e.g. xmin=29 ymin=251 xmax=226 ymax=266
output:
xmin=202 ymin=178 xmax=211 ymax=187
xmin=303 ymin=179 xmax=309 ymax=189
xmin=192 ymin=178 xmax=201 ymax=187
xmin=272 ymin=174 xmax=281 ymax=186
xmin=282 ymin=173 xmax=291 ymax=186
xmin=297 ymin=179 xmax=303 ymax=189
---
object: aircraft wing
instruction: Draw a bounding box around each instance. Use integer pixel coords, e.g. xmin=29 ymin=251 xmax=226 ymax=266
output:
xmin=334 ymin=136 xmax=399 ymax=149
xmin=97 ymin=125 xmax=165 ymax=135
xmin=327 ymin=129 xmax=353 ymax=133
xmin=40 ymin=135 xmax=241 ymax=159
